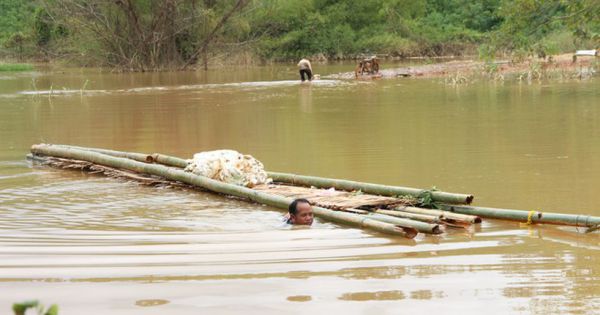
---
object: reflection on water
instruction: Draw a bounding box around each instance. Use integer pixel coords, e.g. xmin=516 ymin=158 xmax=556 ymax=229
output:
xmin=339 ymin=290 xmax=406 ymax=301
xmin=0 ymin=64 xmax=599 ymax=314
xmin=287 ymin=295 xmax=312 ymax=302
xmin=16 ymin=79 xmax=346 ymax=96
xmin=135 ymin=299 xmax=170 ymax=307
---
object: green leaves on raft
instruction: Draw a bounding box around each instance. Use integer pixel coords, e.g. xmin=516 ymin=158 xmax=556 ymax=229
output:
xmin=44 ymin=305 xmax=59 ymax=315
xmin=417 ymin=187 xmax=441 ymax=209
xmin=12 ymin=300 xmax=58 ymax=315
xmin=350 ymin=189 xmax=364 ymax=196
xmin=393 ymin=187 xmax=443 ymax=209
xmin=12 ymin=300 xmax=38 ymax=315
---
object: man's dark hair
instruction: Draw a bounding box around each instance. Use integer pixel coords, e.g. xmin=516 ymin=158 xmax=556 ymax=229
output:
xmin=289 ymin=198 xmax=310 ymax=215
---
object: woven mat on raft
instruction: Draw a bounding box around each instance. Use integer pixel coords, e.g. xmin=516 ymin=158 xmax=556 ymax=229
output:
xmin=252 ymin=184 xmax=408 ymax=210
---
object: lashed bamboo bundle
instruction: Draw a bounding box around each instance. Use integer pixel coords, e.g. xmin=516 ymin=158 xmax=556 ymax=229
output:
xmin=395 ymin=206 xmax=482 ymax=225
xmin=46 ymin=144 xmax=600 ymax=233
xmin=31 ymin=144 xmax=419 ymax=238
xmin=373 ymin=209 xmax=442 ymax=223
xmin=364 ymin=213 xmax=442 ymax=234
xmin=49 ymin=145 xmax=452 ymax=233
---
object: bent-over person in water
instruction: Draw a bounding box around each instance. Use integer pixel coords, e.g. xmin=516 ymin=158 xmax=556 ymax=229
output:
xmin=297 ymin=58 xmax=313 ymax=82
xmin=286 ymin=198 xmax=314 ymax=225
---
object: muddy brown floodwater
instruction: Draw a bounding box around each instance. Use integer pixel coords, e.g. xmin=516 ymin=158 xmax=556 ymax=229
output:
xmin=0 ymin=62 xmax=599 ymax=314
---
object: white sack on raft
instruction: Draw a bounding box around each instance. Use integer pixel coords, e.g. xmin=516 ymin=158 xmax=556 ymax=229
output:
xmin=184 ymin=150 xmax=271 ymax=187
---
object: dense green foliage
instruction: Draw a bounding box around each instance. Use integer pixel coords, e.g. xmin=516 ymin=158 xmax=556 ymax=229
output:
xmin=0 ymin=1 xmax=34 ymax=44
xmin=249 ymin=0 xmax=503 ymax=59
xmin=0 ymin=0 xmax=598 ymax=69
xmin=249 ymin=0 xmax=598 ymax=60
xmin=482 ymin=0 xmax=600 ymax=60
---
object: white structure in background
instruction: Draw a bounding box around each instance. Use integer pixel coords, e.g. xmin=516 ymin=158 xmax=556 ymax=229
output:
xmin=573 ymin=49 xmax=598 ymax=63
xmin=575 ymin=50 xmax=598 ymax=56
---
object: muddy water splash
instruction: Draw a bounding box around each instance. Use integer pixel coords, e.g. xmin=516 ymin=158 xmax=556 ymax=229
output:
xmin=0 ymin=63 xmax=599 ymax=314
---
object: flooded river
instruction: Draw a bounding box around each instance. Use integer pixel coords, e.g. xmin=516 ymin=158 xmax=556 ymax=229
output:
xmin=0 ymin=63 xmax=599 ymax=314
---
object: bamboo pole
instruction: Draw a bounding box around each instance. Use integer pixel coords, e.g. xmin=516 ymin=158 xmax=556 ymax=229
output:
xmin=373 ymin=209 xmax=442 ymax=223
xmin=56 ymin=145 xmax=190 ymax=171
xmin=365 ymin=213 xmax=443 ymax=234
xmin=395 ymin=206 xmax=482 ymax=224
xmin=55 ymin=145 xmax=190 ymax=168
xmin=439 ymin=204 xmax=600 ymax=230
xmin=150 ymin=153 xmax=189 ymax=168
xmin=54 ymin=144 xmax=153 ymax=163
xmin=267 ymin=172 xmax=474 ymax=205
xmin=340 ymin=208 xmax=370 ymax=214
xmin=30 ymin=144 xmax=417 ymax=238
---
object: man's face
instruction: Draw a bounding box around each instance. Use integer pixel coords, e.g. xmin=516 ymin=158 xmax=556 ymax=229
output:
xmin=291 ymin=202 xmax=314 ymax=225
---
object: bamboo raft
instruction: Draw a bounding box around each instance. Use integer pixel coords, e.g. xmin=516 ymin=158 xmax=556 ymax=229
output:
xmin=27 ymin=144 xmax=600 ymax=238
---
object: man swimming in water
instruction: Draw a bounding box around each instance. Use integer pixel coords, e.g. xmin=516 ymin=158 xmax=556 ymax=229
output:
xmin=286 ymin=198 xmax=314 ymax=225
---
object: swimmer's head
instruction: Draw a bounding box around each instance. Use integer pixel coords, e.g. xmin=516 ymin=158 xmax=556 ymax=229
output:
xmin=288 ymin=198 xmax=314 ymax=225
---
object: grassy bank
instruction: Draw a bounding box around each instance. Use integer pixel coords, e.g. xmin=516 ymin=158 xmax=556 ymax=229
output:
xmin=0 ymin=63 xmax=33 ymax=72
xmin=440 ymin=54 xmax=599 ymax=85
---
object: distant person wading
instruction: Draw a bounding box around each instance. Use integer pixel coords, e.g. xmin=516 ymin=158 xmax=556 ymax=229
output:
xmin=297 ymin=58 xmax=313 ymax=82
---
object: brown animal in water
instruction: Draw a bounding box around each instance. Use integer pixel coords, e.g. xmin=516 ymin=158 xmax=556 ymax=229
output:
xmin=355 ymin=57 xmax=380 ymax=78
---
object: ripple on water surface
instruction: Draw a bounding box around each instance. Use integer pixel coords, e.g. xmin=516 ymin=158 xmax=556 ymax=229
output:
xmin=15 ymin=79 xmax=350 ymax=96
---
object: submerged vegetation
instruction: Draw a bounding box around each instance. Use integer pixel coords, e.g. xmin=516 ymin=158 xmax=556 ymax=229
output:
xmin=0 ymin=0 xmax=598 ymax=71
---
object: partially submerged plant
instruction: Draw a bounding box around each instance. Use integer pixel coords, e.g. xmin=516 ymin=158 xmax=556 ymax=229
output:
xmin=516 ymin=61 xmax=543 ymax=83
xmin=445 ymin=72 xmax=469 ymax=85
xmin=483 ymin=61 xmax=499 ymax=76
xmin=575 ymin=66 xmax=596 ymax=80
xmin=80 ymin=79 xmax=89 ymax=96
xmin=482 ymin=61 xmax=505 ymax=81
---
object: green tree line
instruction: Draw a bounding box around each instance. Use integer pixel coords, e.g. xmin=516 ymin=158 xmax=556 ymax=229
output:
xmin=0 ymin=0 xmax=598 ymax=70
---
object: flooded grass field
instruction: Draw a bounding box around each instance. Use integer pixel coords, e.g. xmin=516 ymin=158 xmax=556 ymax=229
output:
xmin=0 ymin=63 xmax=599 ymax=314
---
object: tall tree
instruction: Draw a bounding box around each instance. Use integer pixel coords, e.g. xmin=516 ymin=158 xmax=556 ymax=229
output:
xmin=44 ymin=0 xmax=251 ymax=71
